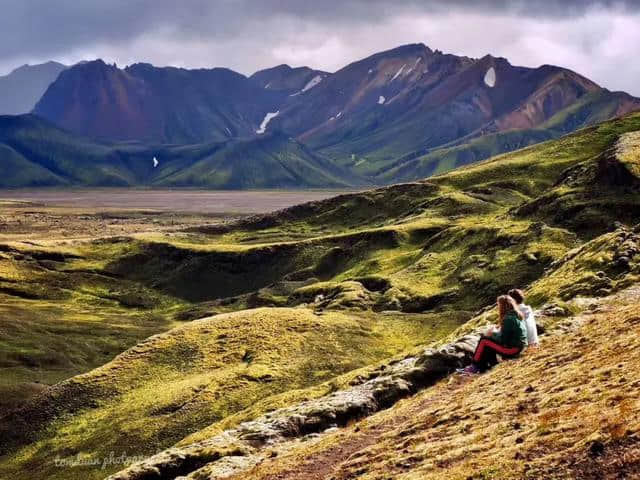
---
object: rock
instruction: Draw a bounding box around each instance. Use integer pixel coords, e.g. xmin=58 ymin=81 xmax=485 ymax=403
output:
xmin=524 ymin=385 xmax=535 ymax=393
xmin=588 ymin=440 xmax=605 ymax=457
xmin=528 ymin=222 xmax=544 ymax=236
xmin=613 ymin=221 xmax=626 ymax=231
xmin=616 ymin=256 xmax=631 ymax=269
xmin=524 ymin=252 xmax=538 ymax=264
xmin=620 ymin=239 xmax=639 ymax=255
xmin=538 ymin=304 xmax=566 ymax=317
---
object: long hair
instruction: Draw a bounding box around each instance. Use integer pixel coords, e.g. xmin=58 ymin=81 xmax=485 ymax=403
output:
xmin=497 ymin=294 xmax=523 ymax=326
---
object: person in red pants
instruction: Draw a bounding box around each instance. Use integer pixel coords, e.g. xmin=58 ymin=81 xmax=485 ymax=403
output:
xmin=459 ymin=295 xmax=528 ymax=374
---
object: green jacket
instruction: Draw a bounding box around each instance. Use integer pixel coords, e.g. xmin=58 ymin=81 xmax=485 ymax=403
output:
xmin=491 ymin=311 xmax=528 ymax=349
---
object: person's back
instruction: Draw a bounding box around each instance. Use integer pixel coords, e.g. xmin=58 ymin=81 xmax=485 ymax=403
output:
xmin=509 ymin=289 xmax=539 ymax=347
xmin=518 ymin=303 xmax=538 ymax=347
xmin=494 ymin=310 xmax=528 ymax=349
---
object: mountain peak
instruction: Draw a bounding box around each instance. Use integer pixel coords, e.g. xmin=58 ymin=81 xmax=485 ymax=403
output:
xmin=8 ymin=61 xmax=66 ymax=76
xmin=373 ymin=42 xmax=433 ymax=59
xmin=0 ymin=61 xmax=67 ymax=115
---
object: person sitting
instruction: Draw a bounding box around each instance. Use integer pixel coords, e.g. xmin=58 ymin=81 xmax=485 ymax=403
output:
xmin=459 ymin=295 xmax=528 ymax=375
xmin=508 ymin=288 xmax=539 ymax=348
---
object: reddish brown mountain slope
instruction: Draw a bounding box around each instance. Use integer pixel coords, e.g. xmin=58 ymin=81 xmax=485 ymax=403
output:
xmin=33 ymin=60 xmax=285 ymax=143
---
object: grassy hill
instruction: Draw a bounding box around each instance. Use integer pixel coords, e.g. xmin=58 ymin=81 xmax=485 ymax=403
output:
xmin=0 ymin=112 xmax=639 ymax=479
xmin=229 ymin=283 xmax=640 ymax=480
xmin=0 ymin=115 xmax=366 ymax=188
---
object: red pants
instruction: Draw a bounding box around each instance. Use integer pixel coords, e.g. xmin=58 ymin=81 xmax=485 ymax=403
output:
xmin=473 ymin=336 xmax=521 ymax=371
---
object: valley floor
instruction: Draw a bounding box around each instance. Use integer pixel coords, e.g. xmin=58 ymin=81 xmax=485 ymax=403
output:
xmin=0 ymin=189 xmax=345 ymax=241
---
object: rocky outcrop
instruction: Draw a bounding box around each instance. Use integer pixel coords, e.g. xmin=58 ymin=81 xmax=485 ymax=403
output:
xmin=107 ymin=335 xmax=479 ymax=480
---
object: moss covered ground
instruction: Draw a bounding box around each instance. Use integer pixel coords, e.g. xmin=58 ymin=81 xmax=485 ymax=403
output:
xmin=0 ymin=307 xmax=466 ymax=480
xmin=234 ymin=285 xmax=640 ymax=480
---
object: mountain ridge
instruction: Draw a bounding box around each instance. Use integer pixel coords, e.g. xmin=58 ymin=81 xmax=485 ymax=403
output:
xmin=0 ymin=114 xmax=366 ymax=188
xmin=0 ymin=43 xmax=638 ymax=187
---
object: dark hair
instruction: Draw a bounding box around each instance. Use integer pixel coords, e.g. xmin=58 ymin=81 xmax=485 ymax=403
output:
xmin=508 ymin=289 xmax=524 ymax=304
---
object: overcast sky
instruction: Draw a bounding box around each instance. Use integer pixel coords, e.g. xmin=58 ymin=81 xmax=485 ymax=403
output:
xmin=1 ymin=0 xmax=639 ymax=95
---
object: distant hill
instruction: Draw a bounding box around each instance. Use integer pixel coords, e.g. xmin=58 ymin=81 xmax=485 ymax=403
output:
xmin=0 ymin=61 xmax=66 ymax=115
xmin=0 ymin=114 xmax=365 ymax=188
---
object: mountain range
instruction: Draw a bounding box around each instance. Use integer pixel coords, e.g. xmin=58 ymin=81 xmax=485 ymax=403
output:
xmin=1 ymin=43 xmax=639 ymax=188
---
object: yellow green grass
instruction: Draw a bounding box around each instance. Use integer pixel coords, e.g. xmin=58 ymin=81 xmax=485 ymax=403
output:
xmin=0 ymin=307 xmax=467 ymax=480
xmin=236 ymin=287 xmax=640 ymax=480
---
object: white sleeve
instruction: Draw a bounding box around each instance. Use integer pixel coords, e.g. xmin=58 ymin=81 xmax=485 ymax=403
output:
xmin=525 ymin=307 xmax=539 ymax=345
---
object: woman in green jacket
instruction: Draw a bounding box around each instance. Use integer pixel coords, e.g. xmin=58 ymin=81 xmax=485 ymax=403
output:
xmin=460 ymin=295 xmax=528 ymax=375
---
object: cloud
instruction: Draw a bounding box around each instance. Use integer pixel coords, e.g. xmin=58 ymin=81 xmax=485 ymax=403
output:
xmin=0 ymin=0 xmax=639 ymax=95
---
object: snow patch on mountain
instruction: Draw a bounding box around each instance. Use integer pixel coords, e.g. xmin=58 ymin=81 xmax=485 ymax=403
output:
xmin=368 ymin=69 xmax=374 ymax=74
xmin=378 ymin=95 xmax=386 ymax=105
xmin=301 ymin=75 xmax=323 ymax=93
xmin=336 ymin=111 xmax=343 ymax=119
xmin=152 ymin=157 xmax=159 ymax=168
xmin=391 ymin=64 xmax=406 ymax=82
xmin=256 ymin=111 xmax=279 ymax=134
xmin=484 ymin=67 xmax=496 ymax=88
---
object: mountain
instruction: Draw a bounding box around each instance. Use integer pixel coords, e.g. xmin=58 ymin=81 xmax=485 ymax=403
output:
xmin=0 ymin=114 xmax=365 ymax=188
xmin=1 ymin=111 xmax=639 ymax=479
xmin=267 ymin=44 xmax=640 ymax=177
xmin=26 ymin=44 xmax=640 ymax=186
xmin=249 ymin=64 xmax=329 ymax=96
xmin=33 ymin=60 xmax=287 ymax=144
xmin=0 ymin=61 xmax=66 ymax=115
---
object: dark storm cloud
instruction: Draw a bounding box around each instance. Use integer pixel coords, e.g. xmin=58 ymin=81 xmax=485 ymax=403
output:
xmin=0 ymin=0 xmax=639 ymax=94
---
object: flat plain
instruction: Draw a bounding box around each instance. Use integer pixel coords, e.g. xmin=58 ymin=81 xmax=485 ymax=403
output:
xmin=0 ymin=189 xmax=348 ymax=241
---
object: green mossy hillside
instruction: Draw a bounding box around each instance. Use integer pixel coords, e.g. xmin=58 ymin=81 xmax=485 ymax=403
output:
xmin=0 ymin=307 xmax=466 ymax=480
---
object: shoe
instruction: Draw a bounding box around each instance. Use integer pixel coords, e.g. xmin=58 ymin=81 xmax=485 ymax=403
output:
xmin=456 ymin=364 xmax=480 ymax=375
